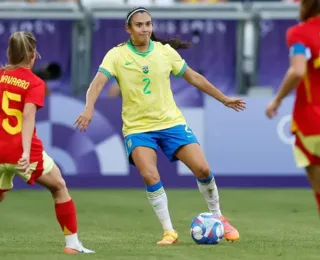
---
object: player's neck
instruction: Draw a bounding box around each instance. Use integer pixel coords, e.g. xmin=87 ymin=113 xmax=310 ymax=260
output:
xmin=129 ymin=39 xmax=149 ymax=53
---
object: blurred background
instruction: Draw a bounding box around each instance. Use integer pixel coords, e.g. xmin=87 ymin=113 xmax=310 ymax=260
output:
xmin=1 ymin=0 xmax=307 ymax=189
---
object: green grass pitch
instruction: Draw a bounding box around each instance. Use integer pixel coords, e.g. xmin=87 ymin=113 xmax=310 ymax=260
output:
xmin=0 ymin=189 xmax=319 ymax=260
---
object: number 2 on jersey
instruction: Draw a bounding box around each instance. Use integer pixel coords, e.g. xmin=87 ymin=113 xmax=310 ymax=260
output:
xmin=142 ymin=78 xmax=151 ymax=95
xmin=2 ymin=91 xmax=22 ymax=135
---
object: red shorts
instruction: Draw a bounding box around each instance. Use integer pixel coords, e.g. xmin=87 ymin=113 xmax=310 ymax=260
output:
xmin=0 ymin=151 xmax=54 ymax=191
xmin=293 ymin=131 xmax=320 ymax=168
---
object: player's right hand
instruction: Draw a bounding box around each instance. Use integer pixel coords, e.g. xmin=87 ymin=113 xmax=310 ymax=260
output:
xmin=17 ymin=152 xmax=30 ymax=175
xmin=74 ymin=107 xmax=94 ymax=132
xmin=266 ymin=99 xmax=281 ymax=119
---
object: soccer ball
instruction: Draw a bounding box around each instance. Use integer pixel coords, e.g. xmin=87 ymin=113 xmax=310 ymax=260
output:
xmin=190 ymin=213 xmax=224 ymax=245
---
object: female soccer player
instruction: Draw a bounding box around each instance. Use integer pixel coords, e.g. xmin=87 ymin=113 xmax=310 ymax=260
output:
xmin=266 ymin=0 xmax=320 ymax=215
xmin=0 ymin=31 xmax=94 ymax=254
xmin=75 ymin=7 xmax=246 ymax=245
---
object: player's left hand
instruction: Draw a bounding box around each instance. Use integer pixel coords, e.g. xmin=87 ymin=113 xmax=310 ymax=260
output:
xmin=17 ymin=152 xmax=30 ymax=175
xmin=223 ymin=97 xmax=246 ymax=112
xmin=266 ymin=99 xmax=281 ymax=119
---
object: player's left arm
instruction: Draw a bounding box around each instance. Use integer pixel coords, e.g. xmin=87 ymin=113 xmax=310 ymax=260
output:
xmin=167 ymin=45 xmax=245 ymax=111
xmin=183 ymin=66 xmax=226 ymax=103
xmin=183 ymin=67 xmax=246 ymax=111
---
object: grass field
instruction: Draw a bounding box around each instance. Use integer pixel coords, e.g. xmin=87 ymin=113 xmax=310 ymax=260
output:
xmin=0 ymin=189 xmax=319 ymax=260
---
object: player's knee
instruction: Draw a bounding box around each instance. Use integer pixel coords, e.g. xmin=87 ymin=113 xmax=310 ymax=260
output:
xmin=53 ymin=177 xmax=67 ymax=192
xmin=0 ymin=192 xmax=6 ymax=203
xmin=49 ymin=177 xmax=71 ymax=203
xmin=47 ymin=176 xmax=67 ymax=194
xmin=140 ymin=166 xmax=160 ymax=184
xmin=194 ymin=164 xmax=211 ymax=179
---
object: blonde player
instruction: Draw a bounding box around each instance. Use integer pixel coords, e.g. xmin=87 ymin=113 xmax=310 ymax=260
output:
xmin=75 ymin=7 xmax=246 ymax=245
xmin=0 ymin=31 xmax=94 ymax=254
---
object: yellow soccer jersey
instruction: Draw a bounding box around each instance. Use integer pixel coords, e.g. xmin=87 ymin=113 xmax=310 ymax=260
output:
xmin=99 ymin=40 xmax=187 ymax=137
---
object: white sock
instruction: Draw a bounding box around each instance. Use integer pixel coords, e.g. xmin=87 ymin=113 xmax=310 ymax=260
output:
xmin=197 ymin=173 xmax=222 ymax=217
xmin=65 ymin=233 xmax=80 ymax=247
xmin=147 ymin=181 xmax=174 ymax=232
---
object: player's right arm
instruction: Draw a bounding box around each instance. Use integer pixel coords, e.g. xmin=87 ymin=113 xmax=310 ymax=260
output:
xmin=75 ymin=48 xmax=117 ymax=132
xmin=266 ymin=26 xmax=309 ymax=118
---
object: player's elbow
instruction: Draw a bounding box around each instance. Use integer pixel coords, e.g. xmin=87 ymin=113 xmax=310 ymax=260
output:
xmin=89 ymin=81 xmax=105 ymax=94
xmin=289 ymin=65 xmax=306 ymax=79
xmin=183 ymin=67 xmax=203 ymax=86
xmin=22 ymin=104 xmax=37 ymax=119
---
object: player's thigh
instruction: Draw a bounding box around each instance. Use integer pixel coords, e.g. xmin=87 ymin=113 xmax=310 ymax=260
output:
xmin=0 ymin=191 xmax=5 ymax=202
xmin=124 ymin=132 xmax=160 ymax=184
xmin=124 ymin=132 xmax=158 ymax=165
xmin=158 ymin=125 xmax=209 ymax=178
xmin=175 ymin=143 xmax=210 ymax=179
xmin=20 ymin=151 xmax=66 ymax=192
xmin=131 ymin=147 xmax=160 ymax=185
xmin=293 ymin=132 xmax=320 ymax=168
xmin=36 ymin=163 xmax=67 ymax=193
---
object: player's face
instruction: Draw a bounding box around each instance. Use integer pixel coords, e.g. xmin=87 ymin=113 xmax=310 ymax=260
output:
xmin=127 ymin=12 xmax=152 ymax=44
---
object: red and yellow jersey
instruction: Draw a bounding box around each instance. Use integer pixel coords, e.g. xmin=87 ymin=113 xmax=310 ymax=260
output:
xmin=286 ymin=17 xmax=320 ymax=136
xmin=0 ymin=67 xmax=45 ymax=164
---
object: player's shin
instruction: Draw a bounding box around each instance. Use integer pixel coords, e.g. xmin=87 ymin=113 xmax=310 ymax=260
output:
xmin=197 ymin=172 xmax=222 ymax=217
xmin=0 ymin=191 xmax=5 ymax=203
xmin=306 ymin=165 xmax=320 ymax=216
xmin=146 ymin=181 xmax=174 ymax=231
xmin=55 ymin=198 xmax=80 ymax=246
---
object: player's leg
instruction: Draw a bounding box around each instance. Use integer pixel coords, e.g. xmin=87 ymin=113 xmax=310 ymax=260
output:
xmin=25 ymin=152 xmax=94 ymax=254
xmin=0 ymin=164 xmax=16 ymax=204
xmin=294 ymin=132 xmax=320 ymax=215
xmin=306 ymin=165 xmax=320 ymax=215
xmin=125 ymin=133 xmax=178 ymax=245
xmin=0 ymin=191 xmax=5 ymax=202
xmin=160 ymin=125 xmax=239 ymax=242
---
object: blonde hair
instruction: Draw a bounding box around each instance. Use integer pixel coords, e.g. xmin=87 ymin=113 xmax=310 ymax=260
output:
xmin=4 ymin=31 xmax=39 ymax=70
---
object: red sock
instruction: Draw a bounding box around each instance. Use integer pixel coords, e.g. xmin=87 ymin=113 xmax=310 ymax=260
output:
xmin=55 ymin=199 xmax=78 ymax=235
xmin=314 ymin=192 xmax=320 ymax=215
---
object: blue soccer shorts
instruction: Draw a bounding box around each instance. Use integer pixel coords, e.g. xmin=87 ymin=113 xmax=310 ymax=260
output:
xmin=124 ymin=124 xmax=199 ymax=165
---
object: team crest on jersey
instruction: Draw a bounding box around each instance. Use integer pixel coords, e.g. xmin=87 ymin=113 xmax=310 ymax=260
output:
xmin=142 ymin=65 xmax=149 ymax=74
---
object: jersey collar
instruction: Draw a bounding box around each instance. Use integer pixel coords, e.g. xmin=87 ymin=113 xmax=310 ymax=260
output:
xmin=127 ymin=39 xmax=154 ymax=57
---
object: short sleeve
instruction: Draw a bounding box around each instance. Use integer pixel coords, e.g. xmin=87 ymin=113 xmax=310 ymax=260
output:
xmin=98 ymin=48 xmax=117 ymax=80
xmin=25 ymin=81 xmax=45 ymax=109
xmin=286 ymin=26 xmax=311 ymax=60
xmin=165 ymin=44 xmax=187 ymax=77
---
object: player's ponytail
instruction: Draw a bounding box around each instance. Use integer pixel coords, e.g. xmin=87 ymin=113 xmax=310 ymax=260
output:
xmin=300 ymin=0 xmax=320 ymax=21
xmin=3 ymin=31 xmax=38 ymax=70
xmin=150 ymin=31 xmax=191 ymax=50
xmin=126 ymin=7 xmax=191 ymax=50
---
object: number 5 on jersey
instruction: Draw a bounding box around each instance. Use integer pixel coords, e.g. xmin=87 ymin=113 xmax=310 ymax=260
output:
xmin=142 ymin=78 xmax=151 ymax=95
xmin=2 ymin=91 xmax=22 ymax=135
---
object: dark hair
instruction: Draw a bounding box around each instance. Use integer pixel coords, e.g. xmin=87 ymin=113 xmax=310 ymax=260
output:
xmin=4 ymin=31 xmax=38 ymax=70
xmin=300 ymin=0 xmax=320 ymax=21
xmin=126 ymin=7 xmax=191 ymax=50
